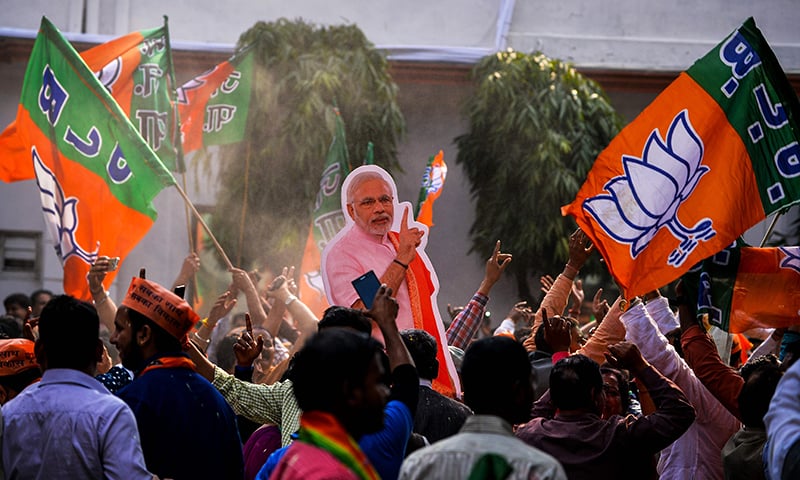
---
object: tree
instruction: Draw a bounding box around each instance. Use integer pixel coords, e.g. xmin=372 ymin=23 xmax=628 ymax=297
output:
xmin=455 ymin=49 xmax=623 ymax=302
xmin=206 ymin=19 xmax=405 ymax=271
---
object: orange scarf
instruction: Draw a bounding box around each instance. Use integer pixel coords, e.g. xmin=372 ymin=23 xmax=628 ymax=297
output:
xmin=139 ymin=355 xmax=196 ymax=377
xmin=388 ymin=232 xmax=456 ymax=397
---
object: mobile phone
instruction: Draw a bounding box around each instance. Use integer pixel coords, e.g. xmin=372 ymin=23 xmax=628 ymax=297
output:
xmin=173 ymin=284 xmax=186 ymax=299
xmin=108 ymin=257 xmax=120 ymax=271
xmin=351 ymin=270 xmax=381 ymax=310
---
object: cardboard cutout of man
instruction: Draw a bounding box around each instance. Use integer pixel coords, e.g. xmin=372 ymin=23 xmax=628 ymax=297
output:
xmin=321 ymin=165 xmax=459 ymax=397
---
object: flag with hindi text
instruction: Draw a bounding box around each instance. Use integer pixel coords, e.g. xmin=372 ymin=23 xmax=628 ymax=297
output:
xmin=0 ymin=20 xmax=182 ymax=181
xmin=176 ymin=47 xmax=254 ymax=154
xmin=562 ymin=18 xmax=800 ymax=298
xmin=15 ymin=17 xmax=176 ymax=299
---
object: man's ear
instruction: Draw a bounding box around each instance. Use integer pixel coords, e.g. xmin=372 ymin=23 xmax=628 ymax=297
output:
xmin=346 ymin=203 xmax=356 ymax=221
xmin=137 ymin=324 xmax=153 ymax=346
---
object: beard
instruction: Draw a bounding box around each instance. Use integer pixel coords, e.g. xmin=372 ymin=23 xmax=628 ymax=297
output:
xmin=364 ymin=214 xmax=392 ymax=236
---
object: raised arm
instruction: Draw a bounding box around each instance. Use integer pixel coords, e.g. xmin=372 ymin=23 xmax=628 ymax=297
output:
xmin=446 ymin=240 xmax=512 ymax=349
xmin=230 ymin=267 xmax=268 ymax=329
xmin=266 ymin=269 xmax=319 ymax=352
xmin=88 ymin=256 xmax=118 ymax=333
xmin=170 ymin=252 xmax=200 ymax=291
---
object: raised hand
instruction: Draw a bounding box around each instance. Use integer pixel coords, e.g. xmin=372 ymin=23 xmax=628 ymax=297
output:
xmin=507 ymin=301 xmax=533 ymax=326
xmin=397 ymin=206 xmax=424 ymax=264
xmin=605 ymin=342 xmax=649 ymax=374
xmin=592 ymin=288 xmax=610 ymax=324
xmin=542 ymin=308 xmax=572 ymax=353
xmin=365 ymin=284 xmax=400 ymax=330
xmin=540 ymin=274 xmax=555 ymax=295
xmin=234 ymin=313 xmax=265 ymax=368
xmin=567 ymin=228 xmax=594 ymax=272
xmin=479 ymin=240 xmax=512 ymax=295
xmin=208 ymin=291 xmax=237 ymax=325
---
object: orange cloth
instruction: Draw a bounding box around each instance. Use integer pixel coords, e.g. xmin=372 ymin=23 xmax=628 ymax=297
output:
xmin=121 ymin=277 xmax=199 ymax=340
xmin=0 ymin=339 xmax=39 ymax=376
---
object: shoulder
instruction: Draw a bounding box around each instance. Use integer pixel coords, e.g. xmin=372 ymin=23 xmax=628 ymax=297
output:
xmin=274 ymin=442 xmax=359 ymax=480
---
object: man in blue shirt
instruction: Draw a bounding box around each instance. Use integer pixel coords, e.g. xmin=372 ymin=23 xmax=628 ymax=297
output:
xmin=112 ymin=275 xmax=244 ymax=480
xmin=2 ymin=295 xmax=152 ymax=479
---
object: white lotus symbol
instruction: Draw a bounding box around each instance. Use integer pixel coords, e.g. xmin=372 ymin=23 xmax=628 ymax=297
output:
xmin=779 ymin=247 xmax=800 ymax=274
xmin=422 ymin=164 xmax=447 ymax=195
xmin=33 ymin=147 xmax=99 ymax=265
xmin=584 ymin=110 xmax=715 ymax=267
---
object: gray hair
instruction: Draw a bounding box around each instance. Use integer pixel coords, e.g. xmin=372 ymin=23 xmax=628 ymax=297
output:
xmin=346 ymin=171 xmax=389 ymax=204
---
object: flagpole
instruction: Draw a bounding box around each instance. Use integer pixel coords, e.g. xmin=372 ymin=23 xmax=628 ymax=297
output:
xmin=172 ymin=182 xmax=235 ymax=270
xmin=236 ymin=142 xmax=252 ymax=266
xmin=759 ymin=210 xmax=785 ymax=247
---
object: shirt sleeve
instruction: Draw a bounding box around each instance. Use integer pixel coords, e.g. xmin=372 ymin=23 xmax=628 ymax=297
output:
xmin=99 ymin=402 xmax=155 ymax=480
xmin=323 ymin=239 xmax=367 ymax=308
xmin=622 ymin=302 xmax=740 ymax=448
xmin=765 ymin=358 xmax=800 ymax=480
xmin=212 ymin=366 xmax=287 ymax=425
xmin=575 ymin=297 xmax=626 ymax=364
xmin=446 ymin=292 xmax=488 ymax=349
xmin=680 ymin=324 xmax=744 ymax=420
xmin=525 ymin=274 xmax=573 ymax=352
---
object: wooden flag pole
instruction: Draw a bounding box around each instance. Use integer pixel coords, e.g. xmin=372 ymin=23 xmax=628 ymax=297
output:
xmin=172 ymin=182 xmax=234 ymax=270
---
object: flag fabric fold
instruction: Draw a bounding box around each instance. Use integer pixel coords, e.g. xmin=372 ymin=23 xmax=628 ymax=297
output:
xmin=682 ymin=243 xmax=800 ymax=333
xmin=415 ymin=150 xmax=447 ymax=228
xmin=562 ymin=18 xmax=800 ymax=298
xmin=176 ymin=47 xmax=255 ymax=155
xmin=298 ymin=109 xmax=352 ymax=317
xmin=0 ymin=20 xmax=182 ymax=180
xmin=16 ymin=17 xmax=176 ymax=299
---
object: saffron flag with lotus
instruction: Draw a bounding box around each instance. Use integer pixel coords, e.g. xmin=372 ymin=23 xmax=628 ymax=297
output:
xmin=176 ymin=47 xmax=254 ymax=154
xmin=415 ymin=150 xmax=448 ymax=228
xmin=681 ymin=242 xmax=800 ymax=333
xmin=298 ymin=109 xmax=351 ymax=317
xmin=15 ymin=17 xmax=175 ymax=299
xmin=0 ymin=19 xmax=182 ymax=181
xmin=563 ymin=18 xmax=800 ymax=298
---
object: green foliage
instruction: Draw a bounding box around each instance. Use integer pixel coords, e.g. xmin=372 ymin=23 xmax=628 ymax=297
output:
xmin=455 ymin=49 xmax=623 ymax=301
xmin=207 ymin=19 xmax=405 ymax=270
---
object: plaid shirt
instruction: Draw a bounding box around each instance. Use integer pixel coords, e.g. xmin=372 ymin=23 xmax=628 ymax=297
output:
xmin=445 ymin=292 xmax=488 ymax=350
xmin=212 ymin=366 xmax=300 ymax=446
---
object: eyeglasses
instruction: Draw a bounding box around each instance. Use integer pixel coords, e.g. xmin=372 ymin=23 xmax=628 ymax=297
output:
xmin=354 ymin=195 xmax=393 ymax=209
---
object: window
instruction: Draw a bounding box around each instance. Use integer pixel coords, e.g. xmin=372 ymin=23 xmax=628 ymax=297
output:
xmin=0 ymin=231 xmax=41 ymax=280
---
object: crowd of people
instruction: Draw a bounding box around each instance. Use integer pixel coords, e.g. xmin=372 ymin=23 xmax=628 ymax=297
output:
xmin=1 ymin=167 xmax=800 ymax=479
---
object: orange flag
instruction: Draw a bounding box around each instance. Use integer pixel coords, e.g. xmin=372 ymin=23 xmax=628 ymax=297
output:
xmin=415 ymin=150 xmax=448 ymax=228
xmin=563 ymin=18 xmax=800 ymax=298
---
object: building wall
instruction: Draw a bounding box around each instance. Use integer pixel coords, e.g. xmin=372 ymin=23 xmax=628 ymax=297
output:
xmin=1 ymin=1 xmax=799 ymax=321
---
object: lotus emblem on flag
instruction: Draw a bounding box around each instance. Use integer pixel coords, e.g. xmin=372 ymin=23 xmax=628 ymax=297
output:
xmin=584 ymin=110 xmax=716 ymax=267
xmin=422 ymin=164 xmax=447 ymax=195
xmin=779 ymin=247 xmax=800 ymax=274
xmin=33 ymin=148 xmax=99 ymax=265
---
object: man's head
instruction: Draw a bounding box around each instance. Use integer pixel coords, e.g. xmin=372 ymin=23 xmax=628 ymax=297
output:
xmin=461 ymin=336 xmax=534 ymax=424
xmin=29 ymin=289 xmax=53 ymax=317
xmin=319 ymin=306 xmax=372 ymax=335
xmin=550 ymin=354 xmax=603 ymax=415
xmin=738 ymin=354 xmax=783 ymax=428
xmin=110 ymin=277 xmax=199 ymax=370
xmin=346 ymin=171 xmax=394 ymax=236
xmin=35 ymin=295 xmax=102 ymax=374
xmin=3 ymin=293 xmax=30 ymax=321
xmin=0 ymin=338 xmax=41 ymax=403
xmin=400 ymin=329 xmax=439 ymax=381
xmin=599 ymin=366 xmax=630 ymax=418
xmin=290 ymin=329 xmax=389 ymax=439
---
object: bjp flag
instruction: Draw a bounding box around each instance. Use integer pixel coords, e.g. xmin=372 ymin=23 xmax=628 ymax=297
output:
xmin=682 ymin=243 xmax=800 ymax=333
xmin=563 ymin=18 xmax=800 ymax=298
xmin=0 ymin=19 xmax=182 ymax=181
xmin=415 ymin=150 xmax=448 ymax=228
xmin=15 ymin=18 xmax=176 ymax=299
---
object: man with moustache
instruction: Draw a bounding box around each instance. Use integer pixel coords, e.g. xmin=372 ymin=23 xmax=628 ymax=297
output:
xmin=322 ymin=166 xmax=425 ymax=333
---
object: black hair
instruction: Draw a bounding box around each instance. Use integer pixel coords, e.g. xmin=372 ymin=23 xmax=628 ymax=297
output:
xmin=126 ymin=307 xmax=183 ymax=353
xmin=29 ymin=289 xmax=53 ymax=304
xmin=462 ymin=336 xmax=532 ymax=419
xmin=215 ymin=335 xmax=240 ymax=373
xmin=38 ymin=295 xmax=99 ymax=370
xmin=3 ymin=293 xmax=30 ymax=310
xmin=318 ymin=306 xmax=372 ymax=335
xmin=0 ymin=315 xmax=22 ymax=339
xmin=290 ymin=329 xmax=383 ymax=413
xmin=550 ymin=354 xmax=602 ymax=412
xmin=738 ymin=354 xmax=783 ymax=428
xmin=400 ymin=329 xmax=439 ymax=380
